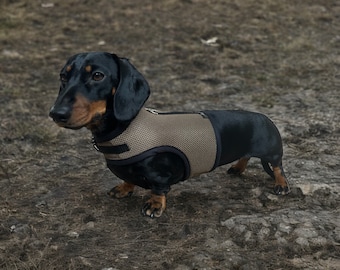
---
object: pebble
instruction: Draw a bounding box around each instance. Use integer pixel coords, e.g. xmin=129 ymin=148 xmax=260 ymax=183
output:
xmin=86 ymin=221 xmax=95 ymax=228
xmin=296 ymin=237 xmax=309 ymax=247
xmin=67 ymin=231 xmax=79 ymax=238
xmin=309 ymin=236 xmax=328 ymax=246
xmin=257 ymin=227 xmax=271 ymax=240
xmin=294 ymin=227 xmax=318 ymax=238
xmin=277 ymin=222 xmax=292 ymax=233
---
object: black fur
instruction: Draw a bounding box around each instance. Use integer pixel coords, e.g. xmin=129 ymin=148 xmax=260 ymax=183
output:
xmin=49 ymin=52 xmax=290 ymax=218
xmin=113 ymin=56 xmax=150 ymax=122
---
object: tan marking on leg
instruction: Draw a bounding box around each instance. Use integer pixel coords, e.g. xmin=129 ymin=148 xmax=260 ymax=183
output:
xmin=228 ymin=157 xmax=249 ymax=175
xmin=143 ymin=193 xmax=166 ymax=218
xmin=273 ymin=167 xmax=287 ymax=187
xmin=108 ymin=182 xmax=135 ymax=198
xmin=112 ymin=87 xmax=116 ymax=95
xmin=66 ymin=65 xmax=72 ymax=72
xmin=273 ymin=166 xmax=290 ymax=195
xmin=233 ymin=157 xmax=249 ymax=173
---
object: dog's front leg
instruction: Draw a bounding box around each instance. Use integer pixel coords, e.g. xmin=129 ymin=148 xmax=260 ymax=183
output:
xmin=142 ymin=193 xmax=166 ymax=218
xmin=108 ymin=182 xmax=135 ymax=198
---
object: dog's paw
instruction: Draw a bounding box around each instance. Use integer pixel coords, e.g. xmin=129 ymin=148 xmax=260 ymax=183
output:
xmin=274 ymin=185 xmax=291 ymax=195
xmin=227 ymin=166 xmax=242 ymax=175
xmin=108 ymin=182 xmax=135 ymax=198
xmin=141 ymin=194 xmax=166 ymax=218
xmin=227 ymin=158 xmax=249 ymax=175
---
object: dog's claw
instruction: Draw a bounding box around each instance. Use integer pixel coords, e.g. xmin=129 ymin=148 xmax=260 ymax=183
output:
xmin=141 ymin=194 xmax=166 ymax=218
xmin=141 ymin=203 xmax=162 ymax=218
xmin=141 ymin=203 xmax=153 ymax=218
xmin=274 ymin=185 xmax=291 ymax=195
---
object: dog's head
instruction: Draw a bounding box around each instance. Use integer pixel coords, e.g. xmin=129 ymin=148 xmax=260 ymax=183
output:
xmin=49 ymin=52 xmax=150 ymax=131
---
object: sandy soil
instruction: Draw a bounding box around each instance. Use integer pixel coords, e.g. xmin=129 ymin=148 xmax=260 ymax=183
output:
xmin=0 ymin=0 xmax=339 ymax=269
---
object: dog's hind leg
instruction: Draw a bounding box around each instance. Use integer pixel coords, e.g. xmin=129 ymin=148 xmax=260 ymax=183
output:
xmin=261 ymin=159 xmax=290 ymax=195
xmin=273 ymin=165 xmax=290 ymax=195
xmin=261 ymin=159 xmax=275 ymax=179
xmin=227 ymin=157 xmax=250 ymax=175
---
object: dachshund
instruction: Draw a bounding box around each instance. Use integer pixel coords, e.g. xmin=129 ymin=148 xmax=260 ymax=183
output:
xmin=49 ymin=52 xmax=290 ymax=218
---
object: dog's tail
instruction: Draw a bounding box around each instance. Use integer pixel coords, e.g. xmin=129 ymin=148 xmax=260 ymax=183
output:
xmin=261 ymin=160 xmax=275 ymax=179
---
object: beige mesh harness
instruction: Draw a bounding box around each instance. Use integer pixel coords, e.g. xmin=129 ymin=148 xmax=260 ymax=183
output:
xmin=96 ymin=108 xmax=218 ymax=178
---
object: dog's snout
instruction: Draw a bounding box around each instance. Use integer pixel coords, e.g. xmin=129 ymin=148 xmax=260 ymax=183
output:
xmin=49 ymin=106 xmax=71 ymax=123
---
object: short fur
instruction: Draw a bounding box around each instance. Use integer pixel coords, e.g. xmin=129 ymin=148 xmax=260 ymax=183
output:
xmin=50 ymin=52 xmax=290 ymax=218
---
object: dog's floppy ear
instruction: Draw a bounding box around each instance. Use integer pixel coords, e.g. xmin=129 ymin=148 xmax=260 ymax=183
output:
xmin=112 ymin=55 xmax=150 ymax=121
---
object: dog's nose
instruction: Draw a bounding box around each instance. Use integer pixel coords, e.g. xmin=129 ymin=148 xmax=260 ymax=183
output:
xmin=49 ymin=106 xmax=71 ymax=123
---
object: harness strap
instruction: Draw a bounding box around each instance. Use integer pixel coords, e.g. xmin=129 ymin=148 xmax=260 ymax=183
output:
xmin=92 ymin=137 xmax=130 ymax=154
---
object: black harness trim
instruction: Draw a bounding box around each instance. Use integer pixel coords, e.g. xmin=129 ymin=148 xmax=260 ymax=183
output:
xmin=105 ymin=146 xmax=191 ymax=181
xmin=92 ymin=138 xmax=130 ymax=154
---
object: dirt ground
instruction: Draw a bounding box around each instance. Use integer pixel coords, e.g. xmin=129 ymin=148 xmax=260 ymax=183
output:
xmin=0 ymin=0 xmax=339 ymax=269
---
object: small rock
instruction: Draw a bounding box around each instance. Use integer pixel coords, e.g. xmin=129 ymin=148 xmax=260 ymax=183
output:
xmin=277 ymin=237 xmax=288 ymax=246
xmin=50 ymin=245 xmax=59 ymax=251
xmin=205 ymin=238 xmax=218 ymax=249
xmin=236 ymin=224 xmax=247 ymax=234
xmin=294 ymin=227 xmax=318 ymax=238
xmin=277 ymin=222 xmax=292 ymax=233
xmin=295 ymin=237 xmax=309 ymax=247
xmin=79 ymin=256 xmax=92 ymax=267
xmin=266 ymin=193 xmax=279 ymax=201
xmin=2 ymin=50 xmax=23 ymax=58
xmin=221 ymin=218 xmax=235 ymax=229
xmin=10 ymin=223 xmax=31 ymax=236
xmin=86 ymin=221 xmax=95 ymax=228
xmin=174 ymin=265 xmax=191 ymax=270
xmin=67 ymin=231 xmax=79 ymax=238
xmin=258 ymin=227 xmax=271 ymax=240
xmin=244 ymin=231 xmax=252 ymax=241
xmin=118 ymin=253 xmax=128 ymax=259
xmin=41 ymin=3 xmax=54 ymax=8
xmin=35 ymin=200 xmax=47 ymax=208
xmin=221 ymin=240 xmax=238 ymax=250
xmin=310 ymin=236 xmax=328 ymax=246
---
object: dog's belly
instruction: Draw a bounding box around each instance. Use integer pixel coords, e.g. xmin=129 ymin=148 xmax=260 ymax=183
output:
xmin=106 ymin=152 xmax=187 ymax=193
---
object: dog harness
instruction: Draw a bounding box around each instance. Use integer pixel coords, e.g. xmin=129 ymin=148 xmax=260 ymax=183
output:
xmin=94 ymin=108 xmax=218 ymax=179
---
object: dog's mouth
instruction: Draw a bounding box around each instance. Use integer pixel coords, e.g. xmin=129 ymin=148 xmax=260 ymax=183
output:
xmin=50 ymin=96 xmax=107 ymax=130
xmin=54 ymin=120 xmax=84 ymax=130
xmin=53 ymin=111 xmax=106 ymax=130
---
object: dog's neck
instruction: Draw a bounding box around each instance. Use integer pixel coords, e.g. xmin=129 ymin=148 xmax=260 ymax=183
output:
xmin=90 ymin=109 xmax=131 ymax=143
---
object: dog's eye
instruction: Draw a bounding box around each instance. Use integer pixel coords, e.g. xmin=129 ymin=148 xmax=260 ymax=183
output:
xmin=92 ymin=72 xmax=104 ymax=81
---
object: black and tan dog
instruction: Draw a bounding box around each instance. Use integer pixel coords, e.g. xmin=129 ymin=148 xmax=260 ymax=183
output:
xmin=49 ymin=52 xmax=290 ymax=218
